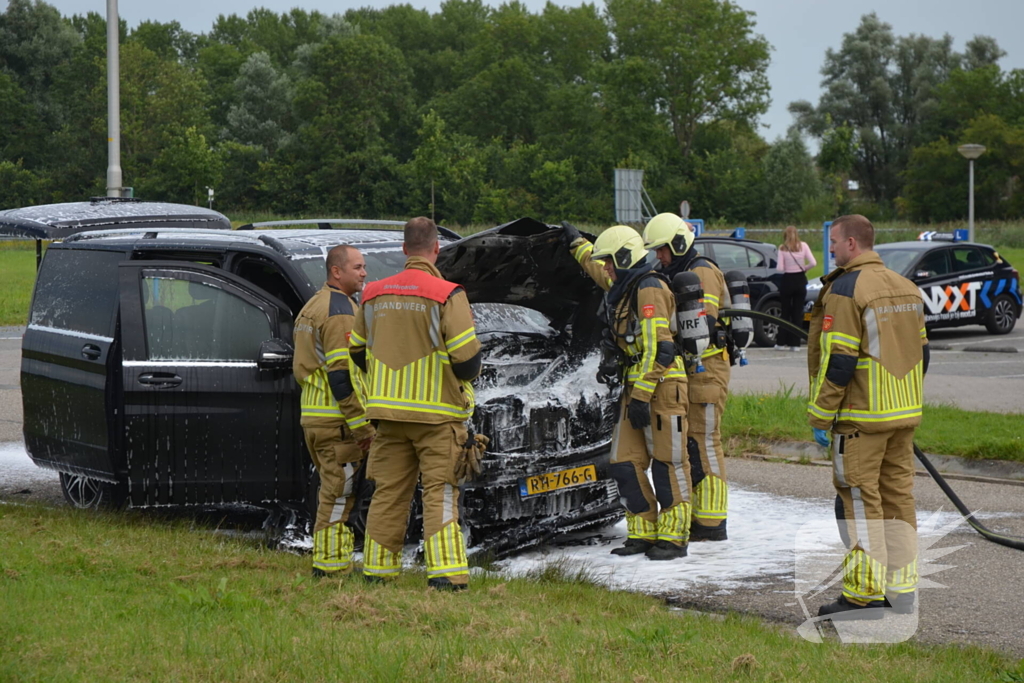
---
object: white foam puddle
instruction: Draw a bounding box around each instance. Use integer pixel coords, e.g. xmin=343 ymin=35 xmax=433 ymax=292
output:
xmin=493 ymin=487 xmax=980 ymax=595
xmin=0 ymin=442 xmax=58 ymax=490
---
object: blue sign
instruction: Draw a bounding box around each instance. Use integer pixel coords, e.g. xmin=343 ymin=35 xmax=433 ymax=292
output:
xmin=822 ymin=221 xmax=836 ymax=275
xmin=688 ymin=218 xmax=706 ymax=236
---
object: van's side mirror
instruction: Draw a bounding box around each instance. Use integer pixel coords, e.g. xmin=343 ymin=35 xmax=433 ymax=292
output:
xmin=258 ymin=339 xmax=293 ymax=370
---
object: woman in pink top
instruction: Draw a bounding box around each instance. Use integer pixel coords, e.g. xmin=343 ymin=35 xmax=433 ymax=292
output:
xmin=775 ymin=225 xmax=817 ymax=350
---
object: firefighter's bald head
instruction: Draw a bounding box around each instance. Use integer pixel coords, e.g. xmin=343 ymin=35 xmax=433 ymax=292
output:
xmin=403 ymin=216 xmax=440 ymax=262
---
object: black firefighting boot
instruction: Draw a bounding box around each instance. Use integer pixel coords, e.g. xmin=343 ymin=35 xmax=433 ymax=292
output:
xmin=884 ymin=591 xmax=916 ymax=615
xmin=689 ymin=521 xmax=728 ymax=542
xmin=645 ymin=540 xmax=688 ymax=561
xmin=427 ymin=577 xmax=468 ymax=592
xmin=817 ymin=595 xmax=885 ymax=620
xmin=610 ymin=538 xmax=656 ymax=556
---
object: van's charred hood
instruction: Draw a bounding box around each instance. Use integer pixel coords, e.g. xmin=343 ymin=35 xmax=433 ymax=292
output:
xmin=437 ymin=218 xmax=603 ymax=331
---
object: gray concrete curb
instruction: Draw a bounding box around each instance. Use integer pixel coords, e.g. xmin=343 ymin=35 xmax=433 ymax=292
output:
xmin=963 ymin=345 xmax=1018 ymax=353
xmin=738 ymin=440 xmax=1024 ymax=487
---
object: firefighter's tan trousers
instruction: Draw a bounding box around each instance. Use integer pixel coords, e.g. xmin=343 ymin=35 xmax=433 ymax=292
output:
xmin=363 ymin=420 xmax=470 ymax=586
xmin=303 ymin=423 xmax=365 ymax=574
xmin=609 ymin=378 xmax=691 ymax=547
xmin=687 ymin=352 xmax=730 ymax=530
xmin=832 ymin=426 xmax=919 ymax=604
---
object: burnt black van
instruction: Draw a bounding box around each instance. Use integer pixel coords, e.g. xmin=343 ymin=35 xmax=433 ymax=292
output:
xmin=8 ymin=204 xmax=620 ymax=557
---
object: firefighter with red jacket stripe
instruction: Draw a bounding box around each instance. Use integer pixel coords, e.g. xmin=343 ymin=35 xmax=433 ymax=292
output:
xmin=350 ymin=217 xmax=482 ymax=590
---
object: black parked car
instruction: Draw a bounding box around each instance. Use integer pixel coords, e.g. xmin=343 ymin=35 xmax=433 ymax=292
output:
xmin=694 ymin=235 xmax=783 ymax=346
xmin=804 ymin=239 xmax=1021 ymax=335
xmin=8 ymin=203 xmax=620 ymax=557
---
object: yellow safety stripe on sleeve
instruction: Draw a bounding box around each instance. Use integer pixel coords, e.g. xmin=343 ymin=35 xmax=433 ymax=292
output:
xmin=842 ymin=548 xmax=886 ymax=603
xmin=325 ymin=347 xmax=349 ymax=364
xmin=363 ymin=537 xmax=401 ymax=577
xmin=626 ymin=512 xmax=658 ymax=541
xmin=829 ymin=332 xmax=861 ymax=350
xmin=349 ymin=330 xmax=366 ymax=346
xmin=692 ymin=475 xmax=728 ymax=523
xmin=886 ymin=560 xmax=919 ymax=594
xmin=808 ymin=331 xmax=845 ymax=421
xmin=806 ymin=401 xmax=837 ymax=421
xmin=704 ymin=293 xmax=720 ymax=307
xmin=920 ymin=327 xmax=928 ymax=339
xmin=445 ymin=328 xmax=477 ymax=353
xmin=633 ymin=379 xmax=657 ymax=395
xmin=572 ymin=241 xmax=593 ymax=262
xmin=424 ymin=522 xmax=469 ymax=579
xmin=639 ymin=318 xmax=658 ymax=376
xmin=662 ymin=366 xmax=687 ymax=379
xmin=656 ymin=502 xmax=691 ymax=543
xmin=345 ymin=414 xmax=369 ymax=430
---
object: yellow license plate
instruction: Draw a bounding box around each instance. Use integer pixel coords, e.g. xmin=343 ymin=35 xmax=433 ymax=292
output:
xmin=520 ymin=465 xmax=597 ymax=497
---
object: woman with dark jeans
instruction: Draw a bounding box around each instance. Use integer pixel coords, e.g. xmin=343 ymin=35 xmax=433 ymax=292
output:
xmin=776 ymin=225 xmax=817 ymax=351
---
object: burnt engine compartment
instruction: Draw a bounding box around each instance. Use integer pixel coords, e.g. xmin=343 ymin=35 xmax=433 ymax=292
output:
xmin=460 ymin=329 xmax=623 ymax=556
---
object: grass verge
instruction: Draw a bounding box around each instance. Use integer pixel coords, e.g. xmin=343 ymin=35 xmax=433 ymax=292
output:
xmin=0 ymin=503 xmax=1019 ymax=682
xmin=0 ymin=241 xmax=38 ymax=327
xmin=725 ymin=388 xmax=1024 ymax=462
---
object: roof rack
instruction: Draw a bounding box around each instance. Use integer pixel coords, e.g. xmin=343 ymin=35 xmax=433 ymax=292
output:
xmin=237 ymin=218 xmax=463 ymax=241
xmin=63 ymin=227 xmax=259 ymax=243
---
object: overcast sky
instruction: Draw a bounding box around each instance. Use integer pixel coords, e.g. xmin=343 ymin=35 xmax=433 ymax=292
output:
xmin=42 ymin=0 xmax=1024 ymax=139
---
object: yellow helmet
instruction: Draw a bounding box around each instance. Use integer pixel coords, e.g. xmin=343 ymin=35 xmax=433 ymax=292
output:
xmin=592 ymin=225 xmax=648 ymax=269
xmin=642 ymin=212 xmax=694 ymax=256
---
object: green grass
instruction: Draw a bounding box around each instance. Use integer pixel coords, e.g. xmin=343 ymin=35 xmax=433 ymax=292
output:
xmin=0 ymin=503 xmax=1018 ymax=682
xmin=725 ymin=388 xmax=1024 ymax=462
xmin=0 ymin=241 xmax=39 ymax=326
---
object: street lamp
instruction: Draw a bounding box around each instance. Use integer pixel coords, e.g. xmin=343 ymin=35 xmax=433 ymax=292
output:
xmin=958 ymin=144 xmax=986 ymax=243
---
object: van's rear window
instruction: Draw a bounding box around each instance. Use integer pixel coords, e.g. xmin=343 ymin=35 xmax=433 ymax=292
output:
xmin=30 ymin=249 xmax=123 ymax=337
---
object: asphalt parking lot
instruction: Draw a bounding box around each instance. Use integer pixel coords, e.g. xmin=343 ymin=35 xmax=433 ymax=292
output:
xmin=735 ymin=323 xmax=1024 ymax=414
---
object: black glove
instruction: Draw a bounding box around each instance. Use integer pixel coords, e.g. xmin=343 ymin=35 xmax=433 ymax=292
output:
xmin=627 ymin=398 xmax=651 ymax=430
xmin=561 ymin=221 xmax=582 ymax=245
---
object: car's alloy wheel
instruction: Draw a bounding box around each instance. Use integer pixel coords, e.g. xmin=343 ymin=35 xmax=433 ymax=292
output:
xmin=753 ymin=299 xmax=782 ymax=347
xmin=59 ymin=472 xmax=123 ymax=509
xmin=985 ymin=295 xmax=1019 ymax=335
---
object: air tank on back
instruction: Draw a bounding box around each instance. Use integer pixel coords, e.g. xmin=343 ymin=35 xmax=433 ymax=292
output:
xmin=723 ymin=270 xmax=753 ymax=366
xmin=670 ymin=271 xmax=710 ymax=373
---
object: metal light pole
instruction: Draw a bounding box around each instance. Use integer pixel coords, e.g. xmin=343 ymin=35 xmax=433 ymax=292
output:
xmin=106 ymin=0 xmax=122 ymax=198
xmin=958 ymin=144 xmax=986 ymax=243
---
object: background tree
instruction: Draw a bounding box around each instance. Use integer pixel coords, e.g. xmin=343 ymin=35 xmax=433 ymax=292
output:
xmin=605 ymin=0 xmax=770 ymax=158
xmin=790 ymin=13 xmax=1004 ymax=207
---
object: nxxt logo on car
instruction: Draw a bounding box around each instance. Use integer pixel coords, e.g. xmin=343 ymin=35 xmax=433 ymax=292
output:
xmin=920 ymin=281 xmax=982 ymax=321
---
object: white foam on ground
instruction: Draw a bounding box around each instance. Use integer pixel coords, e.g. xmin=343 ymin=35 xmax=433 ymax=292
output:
xmin=493 ymin=486 xmax=974 ymax=595
xmin=0 ymin=442 xmax=58 ymax=490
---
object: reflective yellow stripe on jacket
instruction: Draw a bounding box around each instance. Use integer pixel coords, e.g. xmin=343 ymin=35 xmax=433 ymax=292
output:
xmin=300 ymin=367 xmax=369 ymax=430
xmin=363 ymin=347 xmax=476 ymax=420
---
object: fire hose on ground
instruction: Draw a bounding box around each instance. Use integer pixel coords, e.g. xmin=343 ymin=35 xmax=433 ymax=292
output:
xmin=719 ymin=307 xmax=1024 ymax=552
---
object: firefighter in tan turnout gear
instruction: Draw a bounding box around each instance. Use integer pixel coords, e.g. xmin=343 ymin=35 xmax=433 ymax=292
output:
xmin=565 ymin=222 xmax=692 ymax=561
xmin=809 ymin=214 xmax=929 ymax=619
xmin=643 ymin=214 xmax=731 ymax=542
xmin=293 ymin=244 xmax=375 ymax=578
xmin=351 ymin=217 xmax=483 ymax=591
